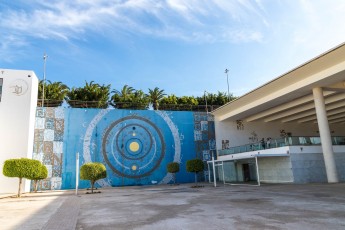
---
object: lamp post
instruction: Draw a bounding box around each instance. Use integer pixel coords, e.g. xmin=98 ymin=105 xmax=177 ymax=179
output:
xmin=42 ymin=53 xmax=48 ymax=107
xmin=204 ymin=90 xmax=208 ymax=113
xmin=224 ymin=68 xmax=230 ymax=102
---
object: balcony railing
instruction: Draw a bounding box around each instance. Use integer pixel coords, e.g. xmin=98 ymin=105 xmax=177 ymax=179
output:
xmin=218 ymin=136 xmax=345 ymax=156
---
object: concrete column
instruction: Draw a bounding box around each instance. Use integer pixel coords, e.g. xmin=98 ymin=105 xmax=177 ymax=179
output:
xmin=313 ymin=87 xmax=338 ymax=183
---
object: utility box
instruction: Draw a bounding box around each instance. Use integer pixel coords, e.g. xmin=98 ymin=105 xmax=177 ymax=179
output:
xmin=0 ymin=69 xmax=38 ymax=194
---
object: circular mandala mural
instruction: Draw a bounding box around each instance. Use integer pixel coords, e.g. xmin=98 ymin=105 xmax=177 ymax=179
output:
xmin=102 ymin=115 xmax=165 ymax=179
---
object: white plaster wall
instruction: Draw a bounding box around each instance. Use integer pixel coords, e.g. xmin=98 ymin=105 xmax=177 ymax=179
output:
xmin=0 ymin=69 xmax=38 ymax=194
xmin=214 ymin=118 xmax=345 ymax=150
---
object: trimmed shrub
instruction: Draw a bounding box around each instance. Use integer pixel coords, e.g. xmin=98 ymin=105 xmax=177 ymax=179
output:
xmin=167 ymin=162 xmax=180 ymax=184
xmin=28 ymin=164 xmax=48 ymax=192
xmin=3 ymin=158 xmax=42 ymax=197
xmin=80 ymin=162 xmax=107 ymax=193
xmin=186 ymin=158 xmax=204 ymax=185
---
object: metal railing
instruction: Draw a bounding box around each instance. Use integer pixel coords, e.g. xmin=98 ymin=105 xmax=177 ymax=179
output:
xmin=218 ymin=136 xmax=345 ymax=156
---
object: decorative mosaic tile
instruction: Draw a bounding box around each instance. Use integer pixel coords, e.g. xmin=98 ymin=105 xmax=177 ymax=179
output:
xmin=45 ymin=107 xmax=55 ymax=118
xmin=194 ymin=114 xmax=201 ymax=122
xmin=207 ymin=115 xmax=214 ymax=121
xmin=45 ymin=118 xmax=55 ymax=129
xmin=202 ymin=132 xmax=209 ymax=140
xmin=34 ymin=129 xmax=44 ymax=141
xmin=194 ymin=130 xmax=202 ymax=141
xmin=44 ymin=129 xmax=55 ymax=141
xmin=33 ymin=142 xmax=43 ymax=154
xmin=43 ymin=141 xmax=54 ymax=154
xmin=54 ymin=119 xmax=64 ymax=132
xmin=51 ymin=177 xmax=62 ymax=190
xmin=45 ymin=164 xmax=53 ymax=178
xmin=201 ymin=121 xmax=208 ymax=131
xmin=40 ymin=179 xmax=51 ymax=190
xmin=36 ymin=108 xmax=46 ymax=118
xmin=54 ymin=130 xmax=64 ymax=141
xmin=55 ymin=107 xmax=64 ymax=119
xmin=33 ymin=152 xmax=44 ymax=162
xmin=53 ymin=141 xmax=63 ymax=154
xmin=43 ymin=152 xmax=53 ymax=165
xmin=194 ymin=123 xmax=201 ymax=131
xmin=35 ymin=117 xmax=45 ymax=129
xmin=209 ymin=139 xmax=216 ymax=150
xmin=203 ymin=150 xmax=210 ymax=161
xmin=52 ymin=165 xmax=62 ymax=177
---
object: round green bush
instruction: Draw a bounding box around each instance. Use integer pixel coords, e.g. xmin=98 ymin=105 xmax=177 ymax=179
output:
xmin=3 ymin=158 xmax=42 ymax=179
xmin=80 ymin=162 xmax=107 ymax=193
xmin=167 ymin=162 xmax=180 ymax=174
xmin=3 ymin=158 xmax=43 ymax=197
xmin=186 ymin=159 xmax=204 ymax=173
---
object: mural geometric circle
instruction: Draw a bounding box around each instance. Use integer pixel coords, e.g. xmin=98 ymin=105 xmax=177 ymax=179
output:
xmin=102 ymin=115 xmax=165 ymax=179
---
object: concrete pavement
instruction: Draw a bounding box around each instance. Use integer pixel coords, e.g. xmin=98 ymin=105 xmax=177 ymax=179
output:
xmin=1 ymin=183 xmax=345 ymax=229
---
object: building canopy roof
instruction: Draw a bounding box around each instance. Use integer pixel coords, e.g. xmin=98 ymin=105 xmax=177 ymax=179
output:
xmin=212 ymin=42 xmax=345 ymax=125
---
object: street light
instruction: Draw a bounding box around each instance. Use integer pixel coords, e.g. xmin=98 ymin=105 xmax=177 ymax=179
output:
xmin=42 ymin=53 xmax=48 ymax=107
xmin=204 ymin=90 xmax=208 ymax=113
xmin=224 ymin=68 xmax=230 ymax=102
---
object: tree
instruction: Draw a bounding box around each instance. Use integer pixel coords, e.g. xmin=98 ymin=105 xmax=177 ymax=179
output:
xmin=186 ymin=158 xmax=204 ymax=186
xmin=29 ymin=164 xmax=48 ymax=193
xmin=147 ymin=87 xmax=166 ymax=110
xmin=67 ymin=81 xmax=110 ymax=108
xmin=110 ymin=85 xmax=149 ymax=110
xmin=167 ymin=162 xmax=180 ymax=184
xmin=80 ymin=162 xmax=107 ymax=194
xmin=38 ymin=80 xmax=69 ymax=107
xmin=3 ymin=158 xmax=42 ymax=197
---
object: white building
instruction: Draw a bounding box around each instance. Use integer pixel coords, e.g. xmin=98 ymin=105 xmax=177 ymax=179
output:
xmin=0 ymin=69 xmax=38 ymax=194
xmin=211 ymin=43 xmax=345 ymax=185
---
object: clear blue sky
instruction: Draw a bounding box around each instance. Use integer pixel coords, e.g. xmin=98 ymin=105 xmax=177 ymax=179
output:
xmin=1 ymin=0 xmax=345 ymax=97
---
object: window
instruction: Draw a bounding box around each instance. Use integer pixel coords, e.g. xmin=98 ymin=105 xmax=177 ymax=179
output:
xmin=0 ymin=78 xmax=3 ymax=102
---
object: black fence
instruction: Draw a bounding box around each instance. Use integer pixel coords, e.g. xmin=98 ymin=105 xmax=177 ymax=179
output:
xmin=37 ymin=99 xmax=221 ymax=112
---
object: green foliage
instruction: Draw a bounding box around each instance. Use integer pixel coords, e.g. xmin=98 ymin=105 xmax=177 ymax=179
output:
xmin=186 ymin=159 xmax=204 ymax=173
xmin=3 ymin=158 xmax=43 ymax=197
xmin=38 ymin=80 xmax=69 ymax=107
xmin=3 ymin=158 xmax=42 ymax=179
xmin=167 ymin=162 xmax=180 ymax=174
xmin=167 ymin=162 xmax=180 ymax=185
xmin=67 ymin=81 xmax=110 ymax=108
xmin=110 ymin=85 xmax=149 ymax=110
xmin=196 ymin=91 xmax=237 ymax=106
xmin=147 ymin=87 xmax=166 ymax=110
xmin=80 ymin=162 xmax=107 ymax=193
xmin=186 ymin=158 xmax=204 ymax=185
xmin=29 ymin=164 xmax=48 ymax=193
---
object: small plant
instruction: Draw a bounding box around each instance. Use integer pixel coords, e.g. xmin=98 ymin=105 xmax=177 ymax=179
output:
xmin=80 ymin=162 xmax=107 ymax=194
xmin=3 ymin=158 xmax=42 ymax=197
xmin=29 ymin=164 xmax=48 ymax=193
xmin=186 ymin=158 xmax=204 ymax=187
xmin=167 ymin=162 xmax=180 ymax=185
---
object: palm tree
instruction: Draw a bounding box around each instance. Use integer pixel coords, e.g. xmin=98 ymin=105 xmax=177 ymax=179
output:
xmin=38 ymin=80 xmax=69 ymax=107
xmin=147 ymin=87 xmax=166 ymax=110
xmin=110 ymin=85 xmax=143 ymax=109
xmin=131 ymin=90 xmax=149 ymax=110
xmin=66 ymin=81 xmax=110 ymax=108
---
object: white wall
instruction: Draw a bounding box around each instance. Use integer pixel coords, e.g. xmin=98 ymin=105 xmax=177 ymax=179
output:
xmin=0 ymin=69 xmax=38 ymax=194
xmin=214 ymin=118 xmax=345 ymax=150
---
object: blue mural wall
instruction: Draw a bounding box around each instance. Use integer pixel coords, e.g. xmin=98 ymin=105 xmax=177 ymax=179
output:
xmin=33 ymin=108 xmax=215 ymax=190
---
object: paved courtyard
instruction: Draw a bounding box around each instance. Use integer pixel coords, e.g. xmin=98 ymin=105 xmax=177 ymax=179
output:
xmin=1 ymin=183 xmax=345 ymax=230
